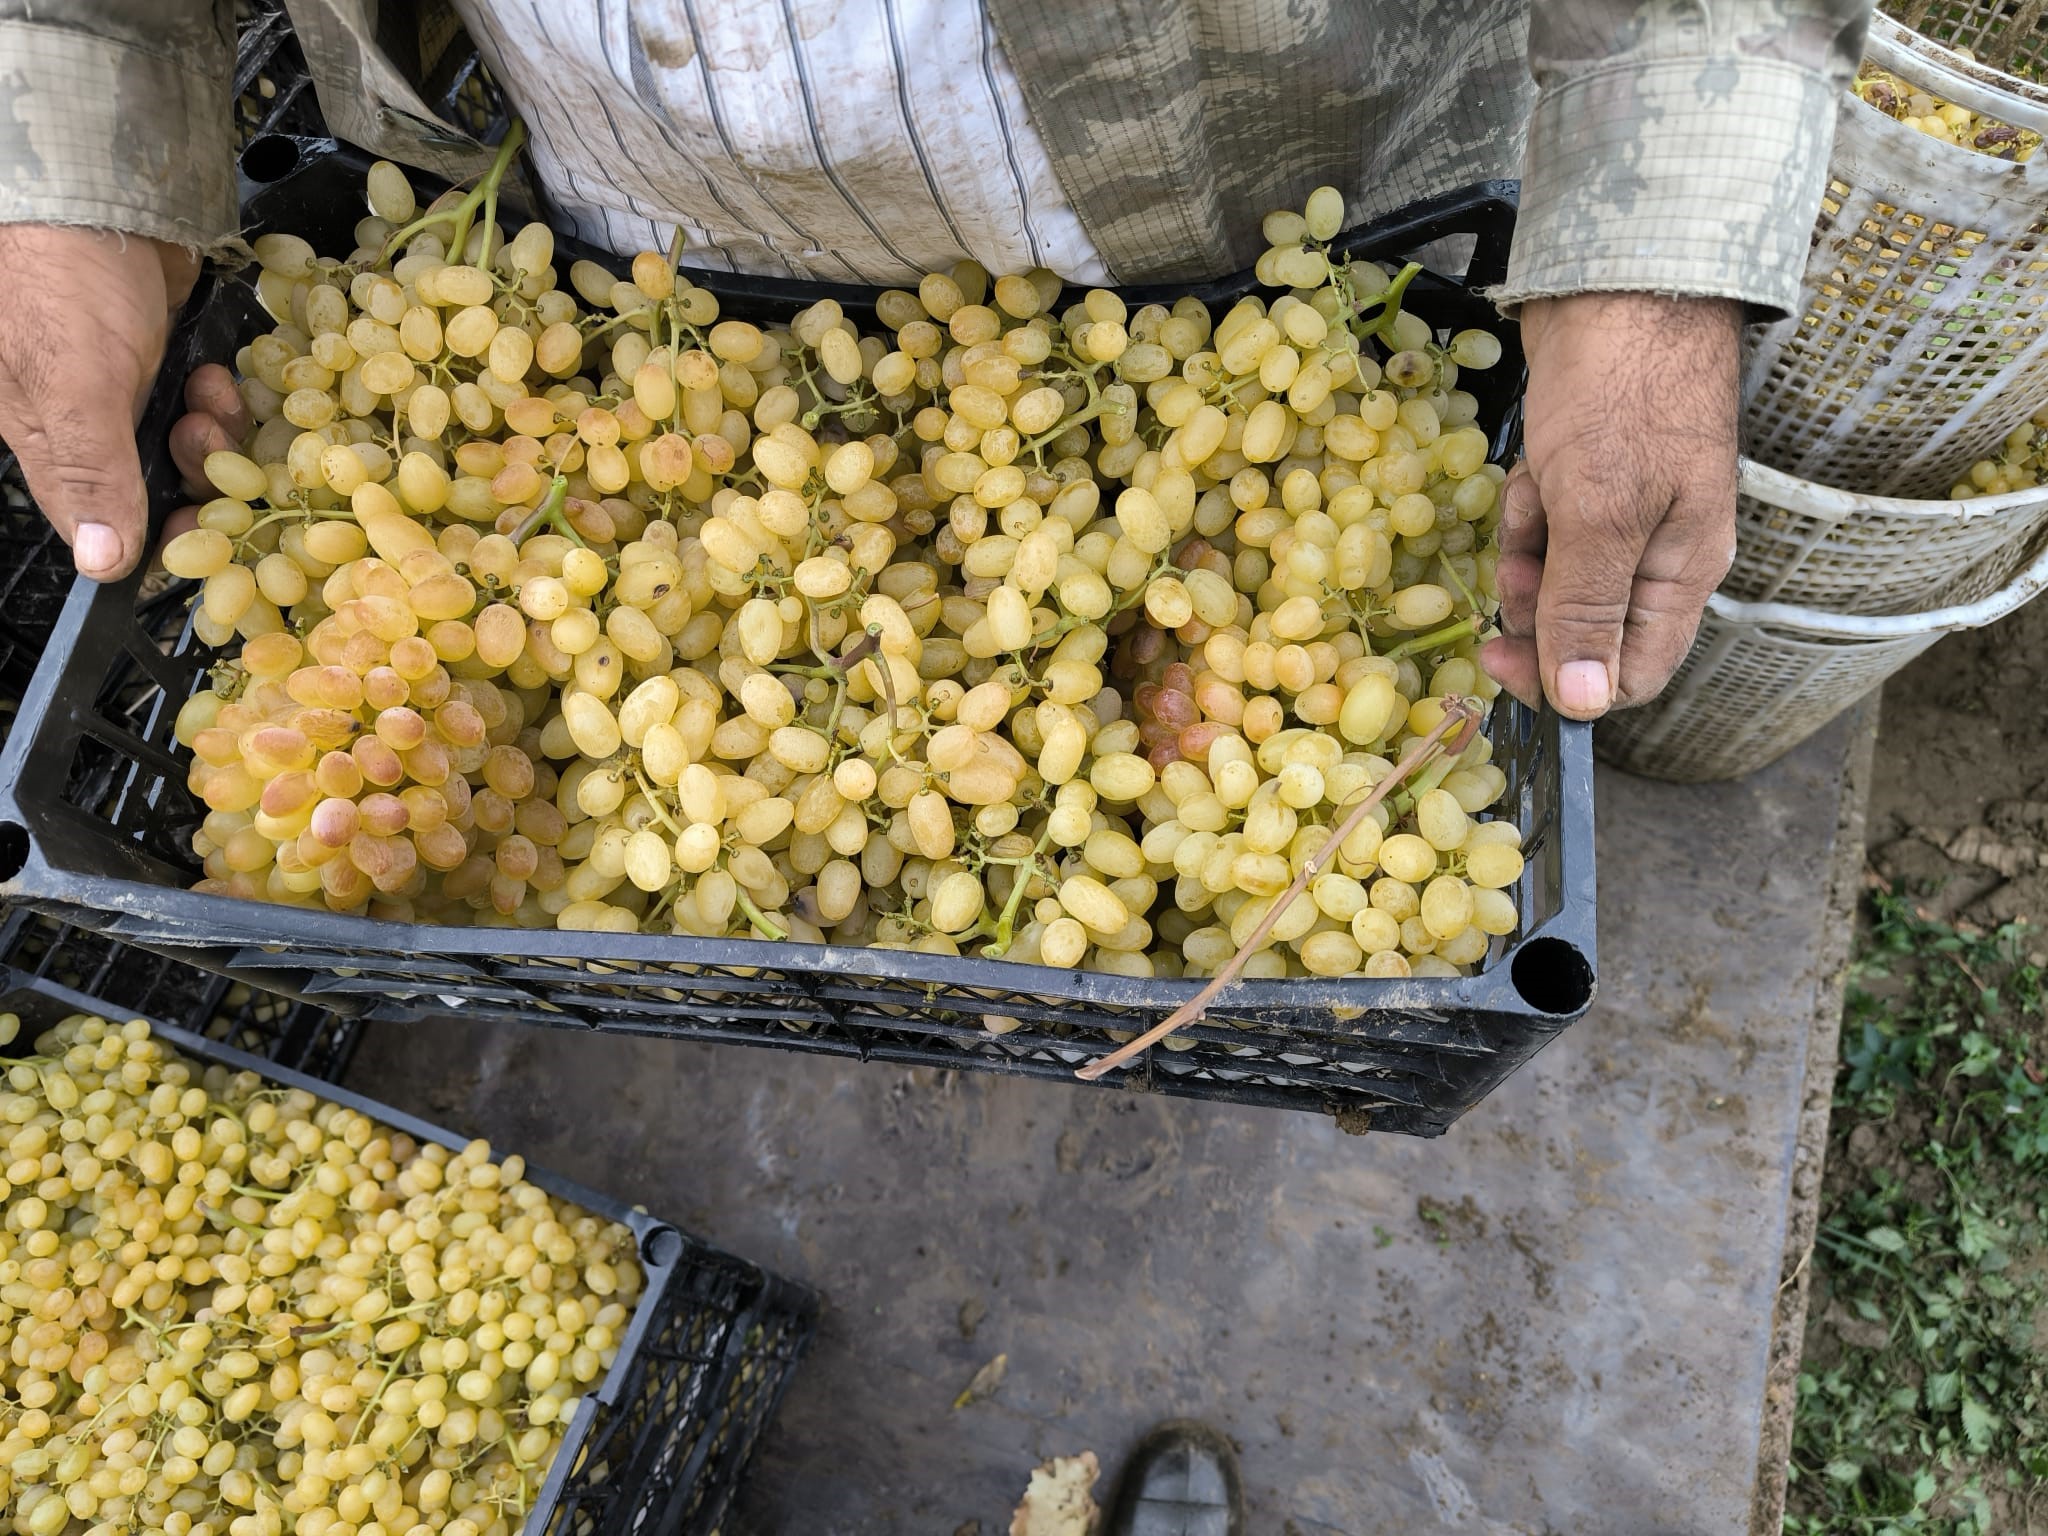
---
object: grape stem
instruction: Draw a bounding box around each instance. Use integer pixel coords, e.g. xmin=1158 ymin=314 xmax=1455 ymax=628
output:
xmin=1025 ymin=365 xmax=1123 ymax=464
xmin=380 ymin=120 xmax=528 ymax=265
xmin=1073 ymin=698 xmax=1481 ymax=1082
xmin=233 ymin=504 xmax=349 ymax=555
xmin=735 ymin=888 xmax=788 ymax=941
xmin=194 ymin=1200 xmax=265 ymax=1237
xmin=827 ymin=626 xmax=882 ymax=677
xmin=1437 ymin=553 xmax=1484 ymax=615
xmin=1390 ymin=752 xmax=1461 ymax=816
xmin=346 ymin=1351 xmax=407 ymax=1448
xmin=476 ymin=155 xmax=505 ymax=269
xmin=1352 ymin=260 xmax=1424 ymax=345
xmin=632 ymin=768 xmax=685 ymax=838
xmin=800 ymin=382 xmax=878 ymax=432
xmin=1041 ymin=554 xmax=1173 ymax=647
xmin=508 ymin=475 xmax=586 ymax=548
xmin=770 ymin=659 xmax=855 ymax=683
xmin=1384 ymin=616 xmax=1479 ymax=661
xmin=979 ymin=819 xmax=1058 ymax=959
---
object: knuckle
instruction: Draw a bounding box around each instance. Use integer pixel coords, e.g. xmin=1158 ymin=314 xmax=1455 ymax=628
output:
xmin=47 ymin=461 xmax=132 ymax=510
xmin=1541 ymin=593 xmax=1629 ymax=636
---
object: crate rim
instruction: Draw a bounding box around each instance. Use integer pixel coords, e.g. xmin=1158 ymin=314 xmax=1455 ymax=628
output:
xmin=0 ymin=963 xmax=816 ymax=1536
xmin=0 ymin=789 xmax=1598 ymax=1023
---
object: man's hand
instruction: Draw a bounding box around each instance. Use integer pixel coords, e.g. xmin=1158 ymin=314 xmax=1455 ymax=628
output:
xmin=0 ymin=227 xmax=201 ymax=581
xmin=1478 ymin=293 xmax=1741 ymax=719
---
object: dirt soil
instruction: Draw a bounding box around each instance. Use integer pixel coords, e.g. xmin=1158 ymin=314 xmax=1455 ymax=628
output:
xmin=1869 ymin=595 xmax=2048 ymax=932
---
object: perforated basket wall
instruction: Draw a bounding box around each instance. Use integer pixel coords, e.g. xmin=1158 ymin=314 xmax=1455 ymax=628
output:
xmin=1596 ymin=609 xmax=1943 ymax=781
xmin=1601 ymin=521 xmax=2048 ymax=781
xmin=0 ymin=974 xmax=816 ymax=1536
xmin=1883 ymin=0 xmax=2048 ymax=79
xmin=234 ymin=0 xmax=327 ymax=145
xmin=1726 ymin=456 xmax=2048 ymax=610
xmin=1742 ymin=16 xmax=2048 ymax=500
xmin=0 ymin=907 xmax=361 ymax=1077
xmin=528 ymin=1253 xmax=816 ymax=1536
xmin=0 ymin=457 xmax=96 ymax=714
xmin=233 ymin=0 xmax=509 ymax=151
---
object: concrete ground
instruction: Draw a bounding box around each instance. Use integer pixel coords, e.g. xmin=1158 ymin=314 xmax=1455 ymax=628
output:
xmin=347 ymin=710 xmax=1873 ymax=1536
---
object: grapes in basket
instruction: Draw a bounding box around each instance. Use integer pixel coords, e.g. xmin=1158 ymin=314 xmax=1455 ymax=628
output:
xmin=170 ymin=148 xmax=1524 ymax=983
xmin=1854 ymin=60 xmax=2042 ymax=160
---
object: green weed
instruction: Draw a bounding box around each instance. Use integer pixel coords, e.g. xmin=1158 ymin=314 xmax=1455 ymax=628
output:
xmin=1785 ymin=894 xmax=2047 ymax=1535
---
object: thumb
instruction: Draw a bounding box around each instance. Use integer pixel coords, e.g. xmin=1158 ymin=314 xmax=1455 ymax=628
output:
xmin=20 ymin=370 xmax=152 ymax=581
xmin=1533 ymin=489 xmax=1657 ymax=720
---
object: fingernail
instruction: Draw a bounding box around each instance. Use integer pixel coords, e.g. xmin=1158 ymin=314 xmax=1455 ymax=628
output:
xmin=75 ymin=523 xmax=122 ymax=574
xmin=1555 ymin=660 xmax=1612 ymax=715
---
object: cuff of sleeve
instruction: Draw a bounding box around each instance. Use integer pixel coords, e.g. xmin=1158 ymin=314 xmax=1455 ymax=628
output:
xmin=1494 ymin=55 xmax=1838 ymax=321
xmin=0 ymin=18 xmax=236 ymax=250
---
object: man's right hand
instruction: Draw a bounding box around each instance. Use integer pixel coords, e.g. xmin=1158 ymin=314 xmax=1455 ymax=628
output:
xmin=0 ymin=226 xmax=203 ymax=581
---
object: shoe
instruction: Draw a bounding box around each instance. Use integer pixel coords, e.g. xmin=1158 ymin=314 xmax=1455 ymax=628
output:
xmin=1102 ymin=1419 xmax=1246 ymax=1536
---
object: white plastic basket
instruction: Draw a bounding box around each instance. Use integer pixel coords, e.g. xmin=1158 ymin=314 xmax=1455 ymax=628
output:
xmin=1598 ymin=524 xmax=2048 ymax=782
xmin=1882 ymin=0 xmax=2048 ymax=82
xmin=1742 ymin=15 xmax=2048 ymax=499
xmin=1729 ymin=456 xmax=2048 ymax=611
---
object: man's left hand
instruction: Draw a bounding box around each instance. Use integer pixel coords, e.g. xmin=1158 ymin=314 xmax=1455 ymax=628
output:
xmin=1479 ymin=292 xmax=1741 ymax=719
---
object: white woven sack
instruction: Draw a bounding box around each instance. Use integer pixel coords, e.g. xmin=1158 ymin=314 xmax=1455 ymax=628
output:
xmin=1743 ymin=15 xmax=2048 ymax=499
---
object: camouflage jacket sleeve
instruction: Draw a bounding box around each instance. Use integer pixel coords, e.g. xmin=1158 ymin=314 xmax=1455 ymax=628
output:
xmin=0 ymin=0 xmax=238 ymax=249
xmin=1498 ymin=0 xmax=1874 ymax=317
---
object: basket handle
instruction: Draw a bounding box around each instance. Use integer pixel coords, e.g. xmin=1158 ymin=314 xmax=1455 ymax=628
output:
xmin=1705 ymin=528 xmax=2048 ymax=637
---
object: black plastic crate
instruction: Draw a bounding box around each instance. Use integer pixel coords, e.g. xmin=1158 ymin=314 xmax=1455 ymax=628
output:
xmin=233 ymin=0 xmax=510 ymax=154
xmin=0 ymin=457 xmax=220 ymax=765
xmin=0 ymin=143 xmax=1595 ymax=1138
xmin=0 ymin=905 xmax=359 ymax=1077
xmin=234 ymin=0 xmax=327 ymax=146
xmin=0 ymin=969 xmax=817 ymax=1536
xmin=0 ymin=456 xmax=89 ymax=710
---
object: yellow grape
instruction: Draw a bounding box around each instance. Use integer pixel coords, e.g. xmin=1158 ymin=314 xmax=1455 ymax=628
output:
xmin=174 ymin=155 xmax=1521 ymax=979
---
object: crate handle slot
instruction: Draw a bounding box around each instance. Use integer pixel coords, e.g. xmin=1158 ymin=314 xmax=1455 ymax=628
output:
xmin=243 ymin=135 xmax=303 ymax=184
xmin=1509 ymin=936 xmax=1595 ymax=1017
xmin=642 ymin=1227 xmax=685 ymax=1267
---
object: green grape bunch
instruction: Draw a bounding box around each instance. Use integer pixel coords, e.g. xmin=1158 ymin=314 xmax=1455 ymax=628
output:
xmin=0 ymin=1011 xmax=641 ymax=1536
xmin=169 ymin=145 xmax=1523 ymax=987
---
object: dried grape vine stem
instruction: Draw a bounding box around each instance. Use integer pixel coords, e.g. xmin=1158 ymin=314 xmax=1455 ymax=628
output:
xmin=1074 ymin=698 xmax=1481 ymax=1081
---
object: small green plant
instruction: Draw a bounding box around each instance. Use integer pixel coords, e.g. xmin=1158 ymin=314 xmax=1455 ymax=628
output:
xmin=1785 ymin=894 xmax=2047 ymax=1535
